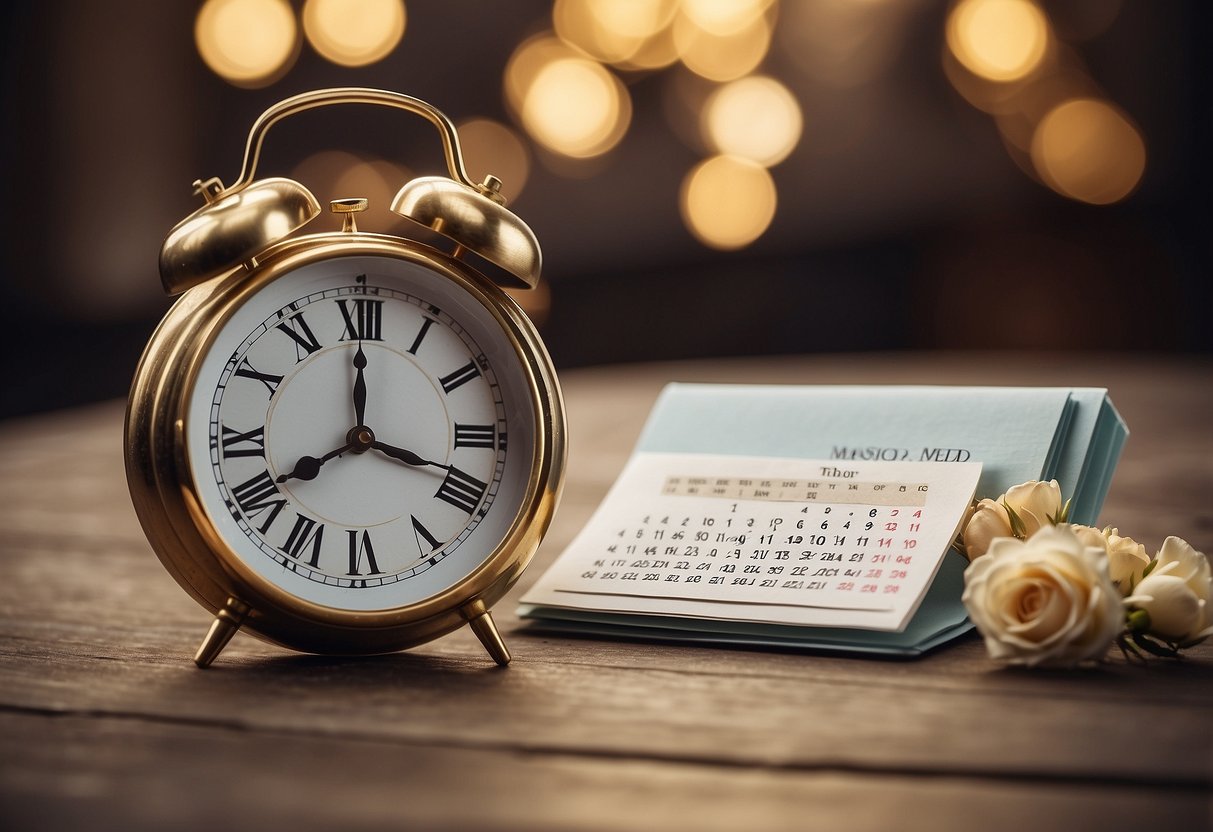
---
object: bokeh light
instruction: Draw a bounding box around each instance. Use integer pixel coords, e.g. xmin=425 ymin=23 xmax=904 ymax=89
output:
xmin=681 ymin=0 xmax=774 ymax=36
xmin=703 ymin=76 xmax=802 ymax=166
xmin=554 ymin=0 xmax=643 ymax=64
xmin=674 ymin=6 xmax=773 ymax=82
xmin=1030 ymin=98 xmax=1146 ymax=205
xmin=455 ymin=118 xmax=531 ymax=203
xmin=505 ymin=35 xmax=576 ymax=115
xmin=507 ymin=44 xmax=630 ymax=157
xmin=554 ymin=0 xmax=678 ymax=65
xmin=680 ymin=155 xmax=776 ymax=250
xmin=993 ymin=66 xmax=1098 ymax=151
xmin=614 ymin=24 xmax=682 ymax=71
xmin=946 ymin=0 xmax=1050 ymax=83
xmin=591 ymin=0 xmax=679 ymax=38
xmin=302 ymin=0 xmax=406 ymax=67
xmin=195 ymin=0 xmax=298 ymax=87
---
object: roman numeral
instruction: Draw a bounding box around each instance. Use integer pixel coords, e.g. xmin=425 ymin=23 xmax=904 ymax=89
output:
xmin=230 ymin=470 xmax=287 ymax=533
xmin=281 ymin=514 xmax=325 ymax=568
xmin=411 ymin=515 xmax=442 ymax=553
xmin=407 ymin=317 xmax=436 ymax=355
xmin=275 ymin=313 xmax=322 ymax=362
xmin=346 ymin=529 xmax=381 ymax=576
xmin=438 ymin=360 xmax=480 ymax=394
xmin=220 ymin=424 xmax=266 ymax=459
xmin=233 ymin=357 xmax=283 ymax=397
xmin=337 ymin=298 xmax=383 ymax=341
xmin=453 ymin=423 xmax=496 ymax=449
xmin=434 ymin=466 xmax=488 ymax=514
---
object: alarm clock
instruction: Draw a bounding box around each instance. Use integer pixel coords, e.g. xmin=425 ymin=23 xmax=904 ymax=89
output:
xmin=125 ymin=88 xmax=565 ymax=668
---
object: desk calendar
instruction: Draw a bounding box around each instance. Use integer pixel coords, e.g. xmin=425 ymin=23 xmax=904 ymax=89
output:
xmin=519 ymin=383 xmax=1126 ymax=655
xmin=521 ymin=453 xmax=980 ymax=634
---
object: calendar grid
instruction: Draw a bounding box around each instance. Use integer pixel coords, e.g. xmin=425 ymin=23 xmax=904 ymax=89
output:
xmin=522 ymin=453 xmax=982 ymax=632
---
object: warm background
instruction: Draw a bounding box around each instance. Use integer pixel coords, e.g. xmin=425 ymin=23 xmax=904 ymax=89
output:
xmin=0 ymin=0 xmax=1208 ymax=419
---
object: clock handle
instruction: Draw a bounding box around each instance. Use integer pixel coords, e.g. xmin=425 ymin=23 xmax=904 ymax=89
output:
xmin=228 ymin=88 xmax=544 ymax=289
xmin=229 ymin=87 xmax=479 ymax=196
xmin=194 ymin=597 xmax=251 ymax=668
xmin=161 ymin=86 xmax=541 ymax=294
xmin=462 ymin=600 xmax=511 ymax=666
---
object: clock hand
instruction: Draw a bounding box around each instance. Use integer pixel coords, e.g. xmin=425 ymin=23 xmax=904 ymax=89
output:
xmin=276 ymin=442 xmax=354 ymax=483
xmin=371 ymin=441 xmax=450 ymax=471
xmin=352 ymin=340 xmax=368 ymax=427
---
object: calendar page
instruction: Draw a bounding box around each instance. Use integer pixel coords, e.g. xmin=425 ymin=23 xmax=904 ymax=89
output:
xmin=522 ymin=453 xmax=982 ymax=632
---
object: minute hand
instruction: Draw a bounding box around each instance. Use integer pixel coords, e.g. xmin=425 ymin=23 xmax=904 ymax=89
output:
xmin=352 ymin=341 xmax=368 ymax=426
xmin=371 ymin=441 xmax=450 ymax=471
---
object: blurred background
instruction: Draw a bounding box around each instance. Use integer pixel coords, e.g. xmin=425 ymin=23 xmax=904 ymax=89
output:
xmin=0 ymin=0 xmax=1208 ymax=419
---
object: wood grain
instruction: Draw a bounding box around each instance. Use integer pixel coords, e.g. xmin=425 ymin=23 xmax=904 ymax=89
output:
xmin=1 ymin=353 xmax=1211 ymax=830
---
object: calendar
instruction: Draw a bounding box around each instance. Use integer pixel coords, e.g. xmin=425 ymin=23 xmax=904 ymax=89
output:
xmin=521 ymin=452 xmax=982 ymax=633
xmin=520 ymin=382 xmax=1122 ymax=654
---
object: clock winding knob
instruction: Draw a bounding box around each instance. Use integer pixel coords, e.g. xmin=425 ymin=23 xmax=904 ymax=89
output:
xmin=331 ymin=197 xmax=369 ymax=233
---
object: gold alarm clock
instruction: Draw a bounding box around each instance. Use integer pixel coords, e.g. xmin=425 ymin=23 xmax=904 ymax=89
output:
xmin=125 ymin=88 xmax=565 ymax=668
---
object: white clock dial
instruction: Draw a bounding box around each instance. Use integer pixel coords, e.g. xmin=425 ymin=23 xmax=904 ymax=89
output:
xmin=186 ymin=255 xmax=537 ymax=611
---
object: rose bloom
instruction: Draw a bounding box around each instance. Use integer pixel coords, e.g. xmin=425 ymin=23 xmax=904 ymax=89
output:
xmin=960 ymin=480 xmax=1064 ymax=561
xmin=1002 ymin=480 xmax=1064 ymax=534
xmin=1070 ymin=525 xmax=1149 ymax=594
xmin=962 ymin=498 xmax=1011 ymax=561
xmin=1126 ymin=537 xmax=1213 ymax=646
xmin=962 ymin=525 xmax=1123 ymax=667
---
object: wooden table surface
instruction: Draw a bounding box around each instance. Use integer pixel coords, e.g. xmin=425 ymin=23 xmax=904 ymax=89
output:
xmin=2 ymin=352 xmax=1211 ymax=831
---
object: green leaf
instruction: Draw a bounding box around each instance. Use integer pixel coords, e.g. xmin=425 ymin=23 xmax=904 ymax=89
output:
xmin=1131 ymin=632 xmax=1181 ymax=659
xmin=1049 ymin=498 xmax=1071 ymax=525
xmin=1003 ymin=501 xmax=1028 ymax=539
xmin=1116 ymin=634 xmax=1145 ymax=663
xmin=1142 ymin=559 xmax=1158 ymax=578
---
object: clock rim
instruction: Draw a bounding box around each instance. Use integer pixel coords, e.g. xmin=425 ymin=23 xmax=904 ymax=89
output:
xmin=125 ymin=232 xmax=565 ymax=654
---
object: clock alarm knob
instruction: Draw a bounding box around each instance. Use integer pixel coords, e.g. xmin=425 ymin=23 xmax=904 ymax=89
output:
xmin=159 ymin=175 xmax=321 ymax=295
xmin=391 ymin=174 xmax=542 ymax=290
xmin=330 ymin=197 xmax=369 ymax=233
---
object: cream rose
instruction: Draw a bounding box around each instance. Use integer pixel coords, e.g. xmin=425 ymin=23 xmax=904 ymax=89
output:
xmin=1126 ymin=537 xmax=1213 ymax=646
xmin=1070 ymin=525 xmax=1149 ymax=593
xmin=962 ymin=525 xmax=1123 ymax=667
xmin=1002 ymin=479 xmax=1064 ymax=536
xmin=959 ymin=480 xmax=1066 ymax=561
xmin=961 ymin=498 xmax=1012 ymax=561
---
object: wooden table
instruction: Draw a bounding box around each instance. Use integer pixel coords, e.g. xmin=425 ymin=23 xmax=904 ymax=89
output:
xmin=2 ymin=352 xmax=1210 ymax=831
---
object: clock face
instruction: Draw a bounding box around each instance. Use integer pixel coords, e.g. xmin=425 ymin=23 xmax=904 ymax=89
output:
xmin=186 ymin=254 xmax=537 ymax=612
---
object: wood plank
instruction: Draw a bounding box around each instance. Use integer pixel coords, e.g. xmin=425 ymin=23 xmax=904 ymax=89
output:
xmin=2 ymin=535 xmax=1210 ymax=784
xmin=1 ymin=711 xmax=1208 ymax=832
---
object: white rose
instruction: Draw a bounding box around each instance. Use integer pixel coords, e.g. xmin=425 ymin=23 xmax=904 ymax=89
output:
xmin=1126 ymin=537 xmax=1213 ymax=646
xmin=962 ymin=525 xmax=1123 ymax=667
xmin=1070 ymin=525 xmax=1149 ymax=594
xmin=961 ymin=498 xmax=1012 ymax=561
xmin=1002 ymin=480 xmax=1064 ymax=536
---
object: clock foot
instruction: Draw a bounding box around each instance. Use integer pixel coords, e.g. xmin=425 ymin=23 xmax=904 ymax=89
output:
xmin=466 ymin=608 xmax=511 ymax=666
xmin=194 ymin=597 xmax=251 ymax=668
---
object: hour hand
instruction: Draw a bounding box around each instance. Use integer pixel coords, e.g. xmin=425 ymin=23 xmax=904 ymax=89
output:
xmin=276 ymin=442 xmax=353 ymax=483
